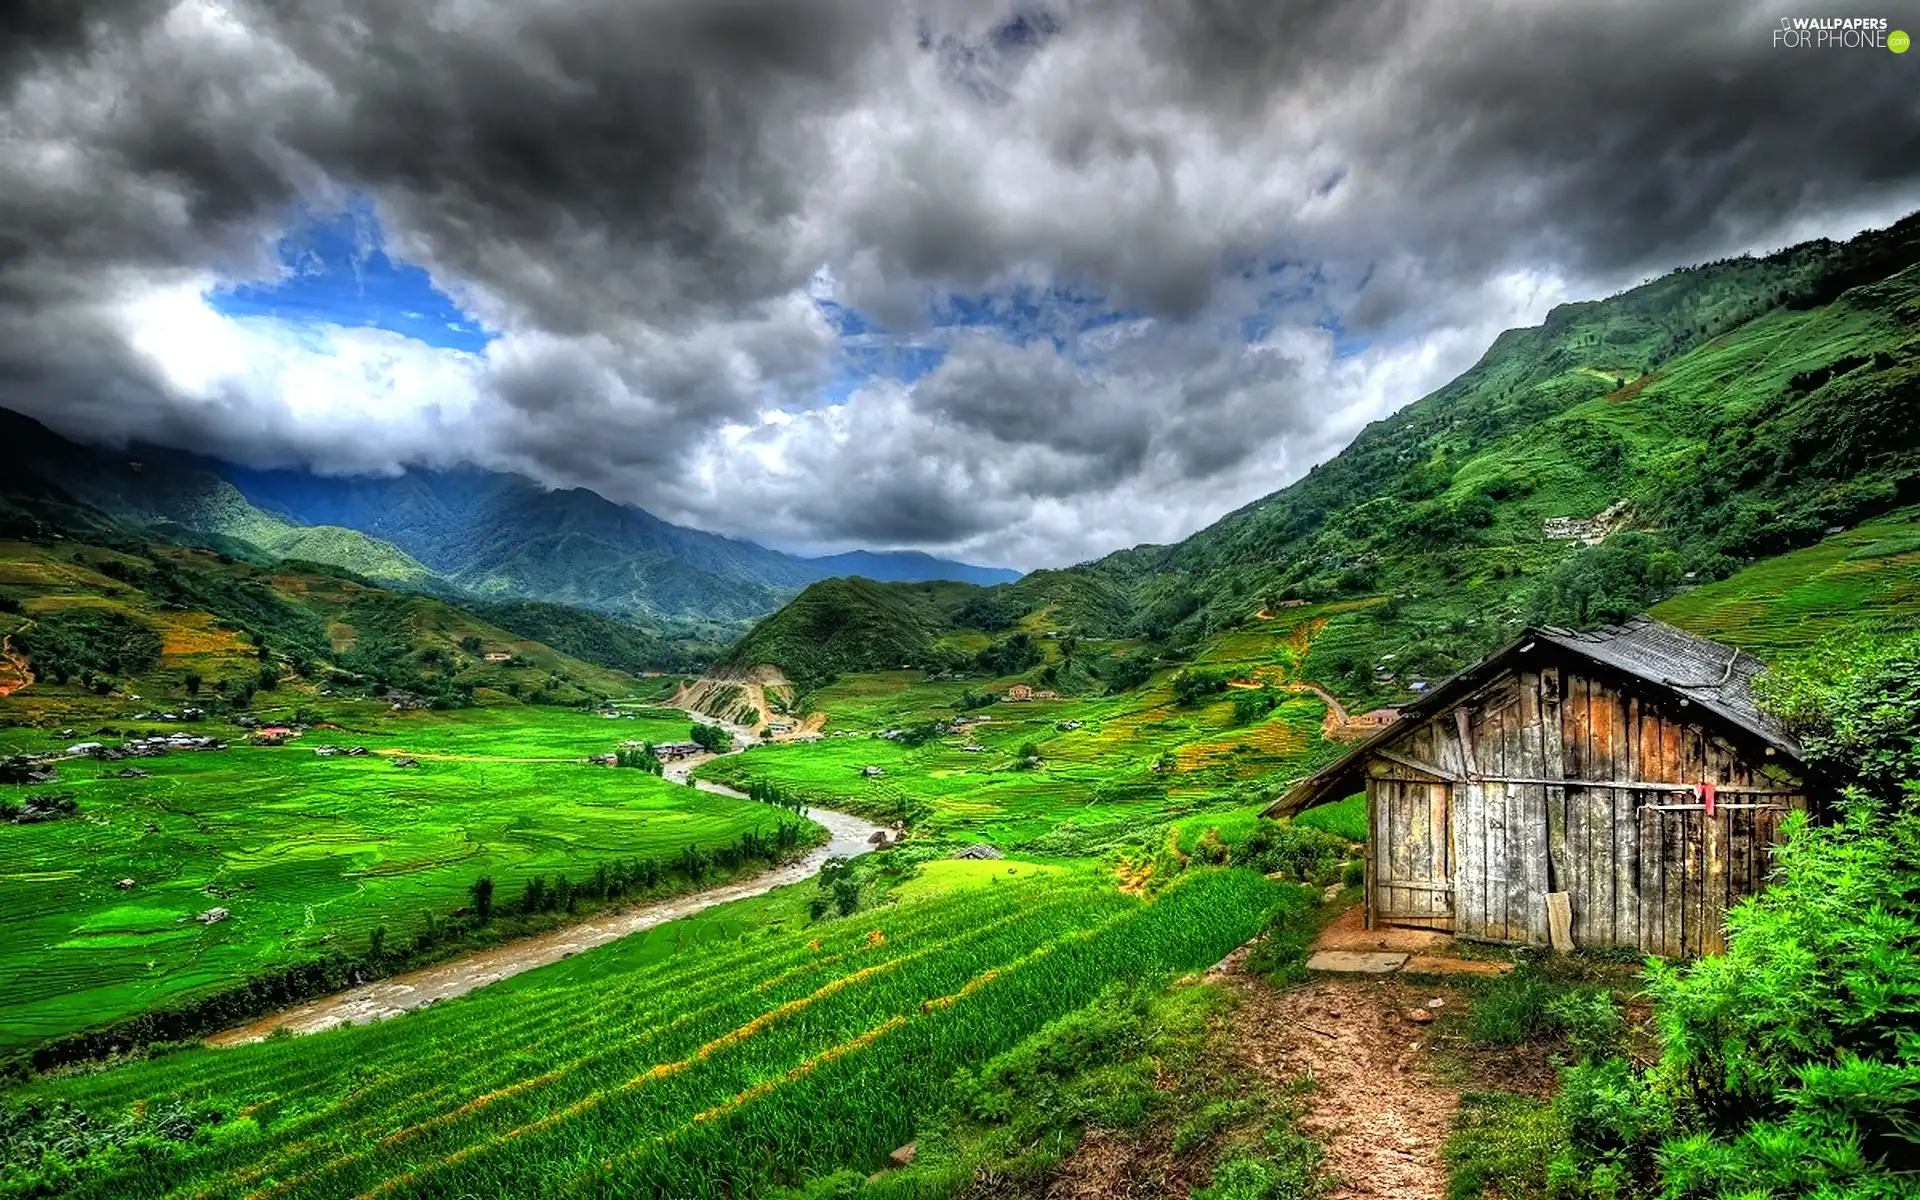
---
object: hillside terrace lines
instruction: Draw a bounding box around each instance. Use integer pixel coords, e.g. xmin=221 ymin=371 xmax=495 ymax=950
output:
xmin=330 ymin=898 xmax=1098 ymax=1198
xmin=563 ymin=918 xmax=1124 ymax=1195
xmin=214 ymin=893 xmax=1086 ymax=1197
xmin=336 ymin=898 xmax=1118 ymax=1200
xmin=180 ymin=890 xmax=1067 ymax=1190
xmin=142 ymin=895 xmax=1054 ymax=1200
xmin=158 ymin=903 xmax=1049 ymax=1200
xmin=61 ymin=877 xmax=1038 ymax=1124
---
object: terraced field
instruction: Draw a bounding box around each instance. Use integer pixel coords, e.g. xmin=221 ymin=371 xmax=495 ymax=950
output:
xmin=701 ymin=613 xmax=1355 ymax=845
xmin=14 ymin=866 xmax=1282 ymax=1199
xmin=0 ymin=706 xmax=801 ymax=1054
xmin=1652 ymin=506 xmax=1920 ymax=658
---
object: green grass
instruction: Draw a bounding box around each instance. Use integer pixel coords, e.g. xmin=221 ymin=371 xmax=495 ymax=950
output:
xmin=1652 ymin=506 xmax=1920 ymax=658
xmin=701 ymin=669 xmax=1341 ymax=845
xmin=3 ymin=867 xmax=1283 ymax=1200
xmin=1444 ymin=1091 xmax=1561 ymax=1200
xmin=1294 ymin=793 xmax=1366 ymax=841
xmin=0 ymin=705 xmax=795 ymax=1054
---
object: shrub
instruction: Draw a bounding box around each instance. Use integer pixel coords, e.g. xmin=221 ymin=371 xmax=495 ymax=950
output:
xmin=1243 ymin=884 xmax=1321 ymax=988
xmin=1233 ymin=821 xmax=1347 ymax=882
xmin=1552 ymin=635 xmax=1920 ymax=1197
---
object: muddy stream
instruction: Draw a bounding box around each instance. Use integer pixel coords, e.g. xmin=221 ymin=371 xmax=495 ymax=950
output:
xmin=207 ymin=710 xmax=884 ymax=1046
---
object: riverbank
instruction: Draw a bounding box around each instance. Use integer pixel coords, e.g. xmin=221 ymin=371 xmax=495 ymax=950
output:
xmin=204 ymin=707 xmax=881 ymax=1045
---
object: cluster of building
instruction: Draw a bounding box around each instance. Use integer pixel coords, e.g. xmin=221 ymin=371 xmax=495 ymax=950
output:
xmin=1001 ymin=685 xmax=1064 ymax=702
xmin=312 ymin=745 xmax=371 ymax=757
xmin=70 ymin=733 xmax=228 ymax=760
xmin=1541 ymin=498 xmax=1632 ymax=546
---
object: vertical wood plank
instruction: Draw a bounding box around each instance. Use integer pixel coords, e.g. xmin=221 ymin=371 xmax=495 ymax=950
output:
xmin=1542 ymin=667 xmax=1570 ymax=931
xmin=1505 ymin=679 xmax=1536 ymax=940
xmin=1485 ymin=701 xmax=1509 ymax=940
xmin=1628 ymin=687 xmax=1643 ymax=948
xmin=1365 ymin=778 xmax=1378 ymax=930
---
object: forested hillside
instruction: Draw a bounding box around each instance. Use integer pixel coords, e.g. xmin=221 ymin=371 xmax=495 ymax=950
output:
xmin=0 ymin=524 xmax=646 ymax=723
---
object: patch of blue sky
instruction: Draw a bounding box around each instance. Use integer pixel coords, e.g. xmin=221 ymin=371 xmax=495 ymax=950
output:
xmin=208 ymin=198 xmax=492 ymax=353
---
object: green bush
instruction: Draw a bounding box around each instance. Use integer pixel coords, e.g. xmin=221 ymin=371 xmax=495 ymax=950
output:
xmin=1243 ymin=884 xmax=1321 ymax=988
xmin=1233 ymin=821 xmax=1347 ymax=882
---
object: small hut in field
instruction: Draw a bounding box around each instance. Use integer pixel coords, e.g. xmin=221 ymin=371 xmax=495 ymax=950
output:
xmin=1266 ymin=618 xmax=1823 ymax=957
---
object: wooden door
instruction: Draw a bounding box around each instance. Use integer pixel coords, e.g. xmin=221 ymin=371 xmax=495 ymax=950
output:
xmin=1369 ymin=775 xmax=1454 ymax=929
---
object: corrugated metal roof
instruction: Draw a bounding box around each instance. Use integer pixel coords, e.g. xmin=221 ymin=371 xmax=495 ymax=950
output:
xmin=1531 ymin=617 xmax=1800 ymax=759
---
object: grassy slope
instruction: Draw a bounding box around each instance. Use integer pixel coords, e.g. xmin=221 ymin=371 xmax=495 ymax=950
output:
xmin=1650 ymin=505 xmax=1920 ymax=658
xmin=701 ymin=606 xmax=1357 ymax=845
xmin=2 ymin=866 xmax=1278 ymax=1200
xmin=0 ymin=539 xmax=641 ymax=727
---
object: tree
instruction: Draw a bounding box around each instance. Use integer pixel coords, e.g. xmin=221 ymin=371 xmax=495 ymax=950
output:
xmin=367 ymin=925 xmax=387 ymax=960
xmin=459 ymin=635 xmax=484 ymax=655
xmin=1530 ymin=532 xmax=1684 ymax=629
xmin=1015 ymin=740 xmax=1043 ymax=770
xmin=833 ymin=876 xmax=861 ymax=916
xmin=470 ymin=876 xmax=495 ymax=924
xmin=183 ymin=672 xmax=202 ymax=697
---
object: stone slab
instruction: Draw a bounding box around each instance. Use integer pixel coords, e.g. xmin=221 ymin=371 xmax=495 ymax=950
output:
xmin=1305 ymin=950 xmax=1409 ymax=974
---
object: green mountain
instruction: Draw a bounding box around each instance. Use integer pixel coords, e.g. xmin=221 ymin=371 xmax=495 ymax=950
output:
xmin=0 ymin=524 xmax=647 ymax=720
xmin=217 ymin=464 xmax=1019 ymax=621
xmin=723 ymin=215 xmax=1920 ymax=697
xmin=0 ymin=410 xmax=435 ymax=588
xmin=716 ymin=577 xmax=981 ymax=685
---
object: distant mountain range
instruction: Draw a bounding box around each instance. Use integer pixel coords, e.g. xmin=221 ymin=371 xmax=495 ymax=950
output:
xmin=0 ymin=409 xmax=1018 ymax=622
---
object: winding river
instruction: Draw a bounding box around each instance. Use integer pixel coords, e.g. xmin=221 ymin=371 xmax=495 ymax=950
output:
xmin=206 ymin=710 xmax=882 ymax=1047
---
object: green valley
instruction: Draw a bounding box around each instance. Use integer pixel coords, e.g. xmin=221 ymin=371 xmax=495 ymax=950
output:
xmin=3 ymin=213 xmax=1918 ymax=1200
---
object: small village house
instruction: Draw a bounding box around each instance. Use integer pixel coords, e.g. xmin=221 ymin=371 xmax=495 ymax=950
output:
xmin=1004 ymin=684 xmax=1033 ymax=702
xmin=483 ymin=652 xmax=514 ymax=663
xmin=1266 ymin=618 xmax=1823 ymax=957
xmin=652 ymin=741 xmax=704 ymax=761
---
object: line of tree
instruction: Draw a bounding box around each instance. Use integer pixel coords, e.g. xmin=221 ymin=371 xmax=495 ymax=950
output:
xmin=744 ymin=779 xmax=809 ymax=815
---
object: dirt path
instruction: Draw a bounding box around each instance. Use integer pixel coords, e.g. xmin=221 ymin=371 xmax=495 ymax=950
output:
xmin=1220 ymin=963 xmax=1459 ymax=1200
xmin=1227 ymin=677 xmax=1355 ymax=732
xmin=206 ymin=710 xmax=883 ymax=1046
xmin=0 ymin=632 xmax=32 ymax=697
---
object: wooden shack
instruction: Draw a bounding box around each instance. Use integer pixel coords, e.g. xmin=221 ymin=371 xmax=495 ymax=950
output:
xmin=1267 ymin=618 xmax=1821 ymax=957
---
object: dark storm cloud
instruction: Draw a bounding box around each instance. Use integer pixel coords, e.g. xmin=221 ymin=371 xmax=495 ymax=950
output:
xmin=0 ymin=0 xmax=1916 ymax=565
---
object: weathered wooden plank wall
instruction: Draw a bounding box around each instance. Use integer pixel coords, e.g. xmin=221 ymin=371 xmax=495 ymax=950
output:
xmin=1361 ymin=655 xmax=1810 ymax=956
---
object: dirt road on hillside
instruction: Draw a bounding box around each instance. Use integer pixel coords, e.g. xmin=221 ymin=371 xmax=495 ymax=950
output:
xmin=0 ymin=633 xmax=33 ymax=697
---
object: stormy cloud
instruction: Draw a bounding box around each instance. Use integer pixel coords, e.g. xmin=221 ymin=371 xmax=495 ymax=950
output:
xmin=1 ymin=0 xmax=1916 ymax=567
